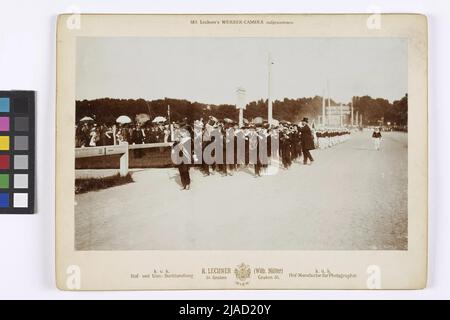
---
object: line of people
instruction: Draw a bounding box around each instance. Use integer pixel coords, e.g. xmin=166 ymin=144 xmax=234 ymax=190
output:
xmin=172 ymin=117 xmax=320 ymax=190
xmin=316 ymin=129 xmax=351 ymax=149
xmin=75 ymin=115 xmax=351 ymax=191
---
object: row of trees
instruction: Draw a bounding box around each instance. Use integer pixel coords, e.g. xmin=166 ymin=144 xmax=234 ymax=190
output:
xmin=352 ymin=94 xmax=408 ymax=126
xmin=76 ymin=94 xmax=408 ymax=126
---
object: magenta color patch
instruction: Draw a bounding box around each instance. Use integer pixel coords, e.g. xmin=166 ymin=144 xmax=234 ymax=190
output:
xmin=0 ymin=117 xmax=9 ymax=132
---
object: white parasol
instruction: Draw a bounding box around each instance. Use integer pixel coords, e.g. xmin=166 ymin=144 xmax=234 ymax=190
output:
xmin=253 ymin=117 xmax=264 ymax=124
xmin=116 ymin=115 xmax=132 ymax=124
xmin=152 ymin=116 xmax=167 ymax=123
xmin=135 ymin=113 xmax=151 ymax=125
xmin=79 ymin=116 xmax=94 ymax=122
xmin=271 ymin=119 xmax=280 ymax=126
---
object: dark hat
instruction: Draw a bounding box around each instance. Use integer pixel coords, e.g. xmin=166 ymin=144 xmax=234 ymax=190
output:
xmin=302 ymin=117 xmax=309 ymax=123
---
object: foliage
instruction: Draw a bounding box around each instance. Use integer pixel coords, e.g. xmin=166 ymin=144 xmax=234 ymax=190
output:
xmin=353 ymin=94 xmax=408 ymax=126
xmin=76 ymin=94 xmax=408 ymax=126
xmin=75 ymin=173 xmax=133 ymax=194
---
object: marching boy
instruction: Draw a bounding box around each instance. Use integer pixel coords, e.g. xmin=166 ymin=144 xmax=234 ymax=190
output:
xmin=372 ymin=127 xmax=382 ymax=150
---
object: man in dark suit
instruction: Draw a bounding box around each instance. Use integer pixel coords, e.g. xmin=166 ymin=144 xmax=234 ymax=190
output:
xmin=299 ymin=117 xmax=315 ymax=165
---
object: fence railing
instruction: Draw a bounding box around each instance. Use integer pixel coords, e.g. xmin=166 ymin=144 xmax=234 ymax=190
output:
xmin=75 ymin=142 xmax=173 ymax=176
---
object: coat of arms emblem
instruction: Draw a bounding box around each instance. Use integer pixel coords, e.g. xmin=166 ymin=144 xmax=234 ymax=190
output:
xmin=234 ymin=263 xmax=251 ymax=285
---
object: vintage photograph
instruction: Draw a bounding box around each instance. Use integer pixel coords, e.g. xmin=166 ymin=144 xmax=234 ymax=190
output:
xmin=74 ymin=36 xmax=408 ymax=251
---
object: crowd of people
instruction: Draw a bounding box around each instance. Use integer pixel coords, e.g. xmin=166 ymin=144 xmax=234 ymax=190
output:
xmin=75 ymin=122 xmax=171 ymax=148
xmin=171 ymin=117 xmax=351 ymax=190
xmin=316 ymin=128 xmax=351 ymax=149
xmin=75 ymin=115 xmax=351 ymax=191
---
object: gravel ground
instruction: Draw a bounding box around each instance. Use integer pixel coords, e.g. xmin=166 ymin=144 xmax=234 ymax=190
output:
xmin=75 ymin=131 xmax=407 ymax=250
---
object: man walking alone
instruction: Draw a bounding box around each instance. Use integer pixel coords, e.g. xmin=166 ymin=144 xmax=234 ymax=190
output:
xmin=299 ymin=117 xmax=315 ymax=165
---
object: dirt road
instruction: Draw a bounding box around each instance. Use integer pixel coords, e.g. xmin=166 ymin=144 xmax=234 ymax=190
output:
xmin=75 ymin=131 xmax=407 ymax=250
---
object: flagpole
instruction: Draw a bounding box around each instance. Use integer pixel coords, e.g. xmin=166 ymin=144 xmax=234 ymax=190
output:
xmin=168 ymin=104 xmax=174 ymax=141
xmin=268 ymin=53 xmax=273 ymax=125
xmin=351 ymin=98 xmax=354 ymax=126
xmin=327 ymin=80 xmax=331 ymax=127
xmin=322 ymin=88 xmax=326 ymax=127
xmin=236 ymin=87 xmax=246 ymax=128
xmin=167 ymin=104 xmax=171 ymax=124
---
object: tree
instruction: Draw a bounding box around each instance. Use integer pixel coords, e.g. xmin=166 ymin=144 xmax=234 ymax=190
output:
xmin=76 ymin=94 xmax=408 ymax=127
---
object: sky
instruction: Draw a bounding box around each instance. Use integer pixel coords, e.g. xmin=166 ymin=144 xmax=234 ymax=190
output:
xmin=76 ymin=37 xmax=407 ymax=105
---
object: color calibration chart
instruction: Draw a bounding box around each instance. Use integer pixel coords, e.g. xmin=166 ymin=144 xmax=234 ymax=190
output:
xmin=0 ymin=91 xmax=35 ymax=214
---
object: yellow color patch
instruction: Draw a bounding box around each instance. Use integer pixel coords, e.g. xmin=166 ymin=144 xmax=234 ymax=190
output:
xmin=0 ymin=136 xmax=9 ymax=150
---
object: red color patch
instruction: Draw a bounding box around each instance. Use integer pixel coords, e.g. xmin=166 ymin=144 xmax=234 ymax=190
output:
xmin=0 ymin=155 xmax=9 ymax=169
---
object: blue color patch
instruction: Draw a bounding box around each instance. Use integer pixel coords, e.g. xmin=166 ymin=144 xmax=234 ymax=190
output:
xmin=0 ymin=192 xmax=9 ymax=208
xmin=0 ymin=98 xmax=10 ymax=112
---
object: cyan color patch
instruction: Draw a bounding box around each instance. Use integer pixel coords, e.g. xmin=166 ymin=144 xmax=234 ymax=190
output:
xmin=0 ymin=98 xmax=10 ymax=112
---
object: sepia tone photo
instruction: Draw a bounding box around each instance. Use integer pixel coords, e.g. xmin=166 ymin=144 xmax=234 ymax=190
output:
xmin=56 ymin=14 xmax=427 ymax=290
xmin=74 ymin=36 xmax=408 ymax=251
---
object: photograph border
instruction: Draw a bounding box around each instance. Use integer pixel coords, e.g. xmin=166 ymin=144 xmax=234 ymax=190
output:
xmin=55 ymin=14 xmax=428 ymax=290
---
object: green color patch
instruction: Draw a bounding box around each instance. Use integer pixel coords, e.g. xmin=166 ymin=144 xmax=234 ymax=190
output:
xmin=0 ymin=174 xmax=9 ymax=188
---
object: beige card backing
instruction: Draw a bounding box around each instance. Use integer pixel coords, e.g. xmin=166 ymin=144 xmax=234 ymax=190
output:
xmin=55 ymin=14 xmax=428 ymax=290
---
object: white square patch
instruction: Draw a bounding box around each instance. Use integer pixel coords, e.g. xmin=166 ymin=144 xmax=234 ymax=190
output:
xmin=13 ymin=193 xmax=28 ymax=208
xmin=14 ymin=174 xmax=28 ymax=189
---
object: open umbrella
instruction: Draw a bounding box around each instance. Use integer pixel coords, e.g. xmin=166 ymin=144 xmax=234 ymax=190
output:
xmin=116 ymin=115 xmax=132 ymax=124
xmin=207 ymin=116 xmax=218 ymax=126
xmin=152 ymin=116 xmax=167 ymax=123
xmin=79 ymin=116 xmax=94 ymax=122
xmin=193 ymin=120 xmax=204 ymax=128
xmin=135 ymin=113 xmax=151 ymax=125
xmin=253 ymin=117 xmax=264 ymax=124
